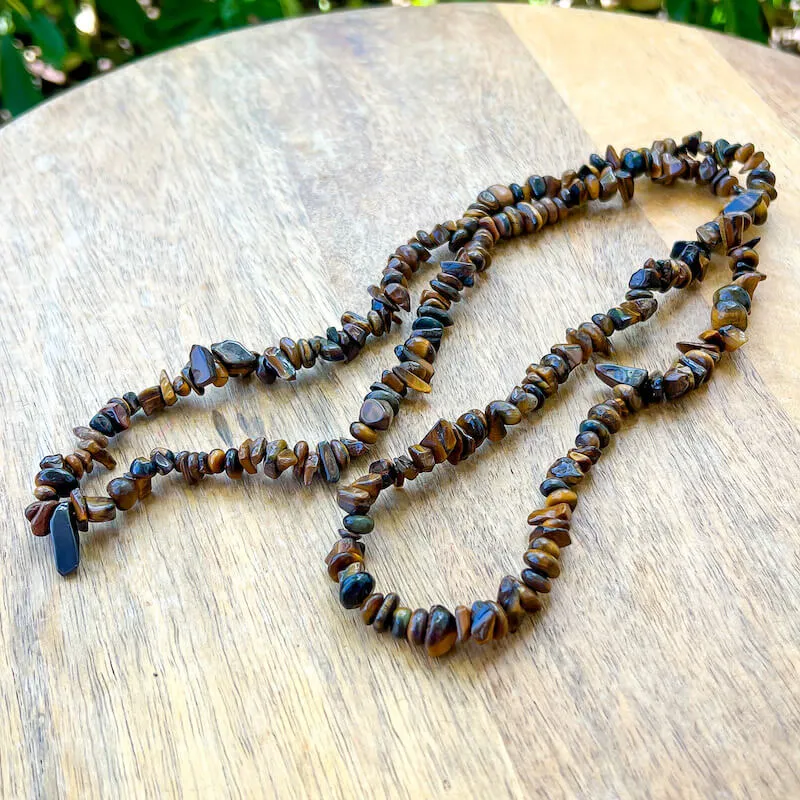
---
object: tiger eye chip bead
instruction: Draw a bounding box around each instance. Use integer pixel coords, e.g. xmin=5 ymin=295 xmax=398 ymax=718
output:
xmin=425 ymin=605 xmax=458 ymax=657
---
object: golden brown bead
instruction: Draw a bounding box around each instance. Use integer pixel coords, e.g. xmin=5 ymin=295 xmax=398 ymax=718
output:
xmin=138 ymin=386 xmax=166 ymax=416
xmin=407 ymin=608 xmax=428 ymax=647
xmin=160 ymin=369 xmax=177 ymax=406
xmin=373 ymin=593 xmax=399 ymax=633
xmin=523 ymin=549 xmax=561 ymax=578
xmin=454 ymin=605 xmax=472 ymax=643
xmin=85 ymin=496 xmax=116 ymax=523
xmin=425 ymin=605 xmax=458 ymax=657
xmin=107 ymin=476 xmax=138 ymax=511
xmin=350 ymin=422 xmax=378 ymax=444
xmin=361 ymin=593 xmax=384 ymax=625
xmin=419 ymin=419 xmax=457 ymax=463
xmin=545 ymin=488 xmax=578 ymax=509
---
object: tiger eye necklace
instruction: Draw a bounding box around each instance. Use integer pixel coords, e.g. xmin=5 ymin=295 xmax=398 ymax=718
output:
xmin=25 ymin=132 xmax=776 ymax=657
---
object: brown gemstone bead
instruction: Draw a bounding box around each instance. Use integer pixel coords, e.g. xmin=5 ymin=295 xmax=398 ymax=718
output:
xmin=64 ymin=454 xmax=84 ymax=480
xmin=529 ymin=521 xmax=572 ymax=548
xmin=69 ymin=488 xmax=89 ymax=532
xmin=206 ymin=449 xmax=225 ymax=474
xmin=276 ymin=448 xmax=298 ymax=474
xmin=352 ymin=473 xmax=383 ymax=499
xmin=33 ymin=485 xmax=58 ymax=501
xmin=425 ymin=605 xmax=458 ymax=657
xmin=189 ymin=344 xmax=218 ymax=388
xmin=325 ymin=538 xmax=364 ymax=581
xmin=545 ymin=488 xmax=578 ymax=509
xmin=521 ymin=569 xmax=552 ymax=594
xmin=359 ymin=398 xmax=394 ymax=431
xmin=211 ymin=362 xmax=230 ymax=388
xmin=393 ymin=363 xmax=432 ymax=393
xmin=138 ymin=386 xmax=166 ymax=416
xmin=497 ymin=575 xmax=540 ymax=632
xmin=361 ymin=593 xmax=384 ymax=625
xmin=132 ymin=472 xmax=152 ymax=499
xmin=405 ymin=336 xmax=436 ymax=363
xmin=486 ymin=400 xmax=522 ymax=442
xmin=337 ymin=486 xmax=372 ymax=515
xmin=408 ymin=444 xmax=435 ymax=473
xmin=330 ymin=440 xmax=350 ymax=470
xmin=523 ymin=549 xmax=561 ymax=578
xmin=292 ymin=441 xmax=309 ymax=483
xmin=100 ymin=400 xmax=130 ymax=431
xmin=224 ymin=449 xmax=243 ymax=480
xmin=717 ymin=325 xmax=748 ymax=351
xmin=85 ymin=496 xmax=116 ymax=522
xmin=420 ymin=419 xmax=457 ymax=463
xmin=527 ymin=503 xmax=572 ymax=526
xmin=107 ymin=476 xmax=138 ymax=511
xmin=317 ymin=441 xmax=340 ymax=484
xmin=531 ymin=537 xmax=561 ymax=558
xmin=663 ymin=364 xmax=695 ymax=400
xmin=159 ymin=369 xmax=177 ymax=406
xmin=73 ymin=426 xmax=108 ymax=447
xmin=263 ymin=439 xmax=288 ymax=479
xmin=470 ymin=600 xmax=500 ymax=645
xmin=92 ymin=449 xmax=116 ymax=470
xmin=238 ymin=439 xmax=257 ymax=475
xmin=712 ymin=300 xmax=748 ymax=330
xmin=279 ymin=337 xmax=302 ymax=369
xmin=373 ymin=593 xmax=399 ymax=633
xmin=546 ymin=457 xmax=584 ymax=486
xmin=74 ymin=449 xmax=94 ymax=473
xmin=407 ymin=608 xmax=429 ymax=647
xmin=588 ymin=403 xmax=623 ymax=433
xmin=391 ymin=607 xmax=412 ymax=639
xmin=264 ymin=348 xmax=296 ymax=381
xmin=303 ymin=452 xmax=319 ymax=486
xmin=454 ymin=605 xmax=472 ymax=643
xmin=172 ymin=373 xmax=191 ymax=397
xmin=25 ymin=500 xmax=58 ymax=536
xmin=350 ymin=422 xmax=378 ymax=445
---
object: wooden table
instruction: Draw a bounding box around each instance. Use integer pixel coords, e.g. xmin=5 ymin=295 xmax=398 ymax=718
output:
xmin=2 ymin=4 xmax=799 ymax=796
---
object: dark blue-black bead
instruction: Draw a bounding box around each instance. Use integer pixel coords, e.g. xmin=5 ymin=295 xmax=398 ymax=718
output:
xmin=36 ymin=467 xmax=79 ymax=497
xmin=417 ymin=305 xmax=452 ymax=327
xmin=50 ymin=501 xmax=80 ymax=576
xmin=211 ymin=340 xmax=258 ymax=376
xmin=579 ymin=419 xmax=611 ymax=448
xmin=123 ymin=391 xmax=141 ymax=414
xmin=528 ymin=175 xmax=547 ymax=200
xmin=89 ymin=412 xmax=116 ymax=437
xmin=130 ymin=457 xmax=157 ymax=478
xmin=622 ymin=150 xmax=646 ymax=177
xmin=539 ymin=478 xmax=570 ymax=497
xmin=412 ymin=316 xmax=444 ymax=336
xmin=524 ymin=383 xmax=546 ymax=408
xmin=339 ymin=571 xmax=375 ymax=609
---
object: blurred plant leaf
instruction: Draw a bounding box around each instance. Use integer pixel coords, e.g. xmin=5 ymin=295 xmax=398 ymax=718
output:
xmin=26 ymin=10 xmax=68 ymax=67
xmin=722 ymin=0 xmax=768 ymax=41
xmin=665 ymin=0 xmax=692 ymax=22
xmin=94 ymin=0 xmax=153 ymax=48
xmin=0 ymin=33 xmax=42 ymax=115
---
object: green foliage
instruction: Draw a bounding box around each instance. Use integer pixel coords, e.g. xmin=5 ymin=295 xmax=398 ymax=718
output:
xmin=0 ymin=0 xmax=793 ymax=122
xmin=665 ymin=0 xmax=769 ymax=42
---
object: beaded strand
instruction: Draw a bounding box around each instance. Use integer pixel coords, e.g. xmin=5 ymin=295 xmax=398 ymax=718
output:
xmin=25 ymin=133 xmax=776 ymax=657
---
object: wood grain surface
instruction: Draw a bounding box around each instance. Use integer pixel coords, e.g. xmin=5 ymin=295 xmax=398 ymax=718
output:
xmin=2 ymin=4 xmax=800 ymax=797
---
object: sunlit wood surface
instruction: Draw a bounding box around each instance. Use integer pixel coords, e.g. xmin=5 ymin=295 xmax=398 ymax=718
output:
xmin=1 ymin=4 xmax=799 ymax=796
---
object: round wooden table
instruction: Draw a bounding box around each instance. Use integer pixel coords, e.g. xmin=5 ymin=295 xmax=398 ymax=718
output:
xmin=2 ymin=4 xmax=800 ymax=796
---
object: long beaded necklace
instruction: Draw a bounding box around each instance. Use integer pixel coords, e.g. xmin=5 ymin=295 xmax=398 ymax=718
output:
xmin=25 ymin=132 xmax=776 ymax=657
